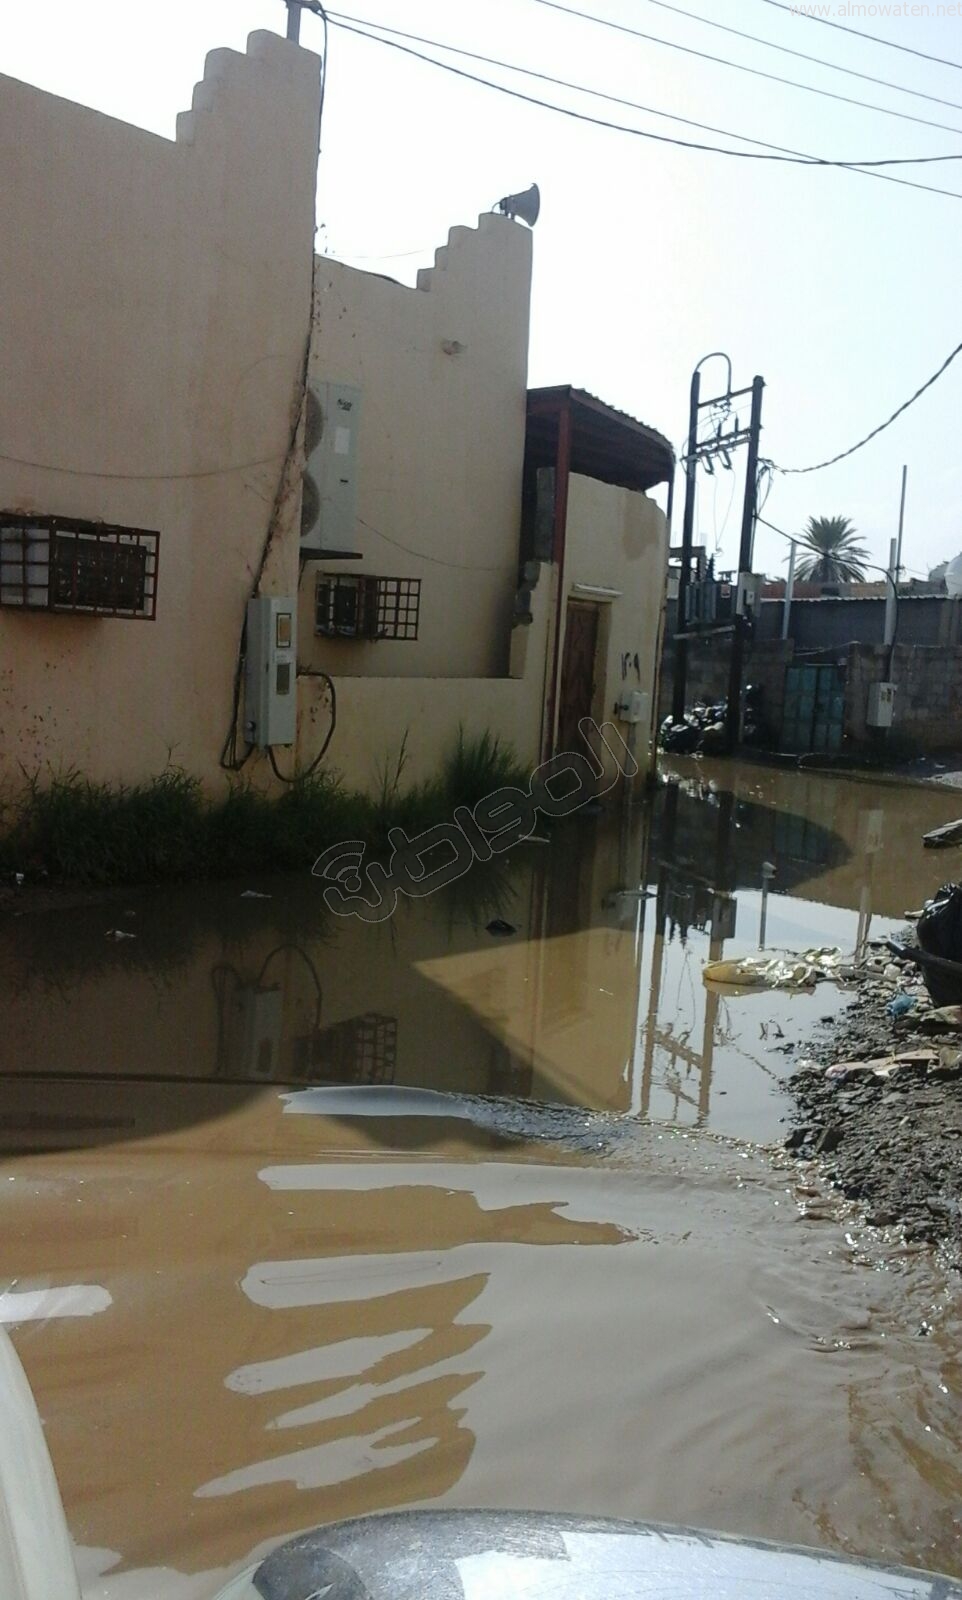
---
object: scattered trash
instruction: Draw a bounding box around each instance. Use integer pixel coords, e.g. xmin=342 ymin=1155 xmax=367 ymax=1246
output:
xmin=703 ymin=947 xmax=854 ymax=991
xmin=922 ymin=818 xmax=962 ymax=849
xmin=486 ymin=919 xmax=517 ymax=937
xmin=105 ymin=928 xmax=137 ymax=941
xmin=240 ymin=889 xmax=271 ymax=899
xmin=917 ymin=1004 xmax=962 ymax=1034
xmin=890 ymin=886 xmax=962 ymax=1004
xmin=660 ymin=703 xmax=727 ymax=756
xmin=887 ymin=994 xmax=916 ymax=1019
xmin=825 ymin=1048 xmax=937 ymax=1082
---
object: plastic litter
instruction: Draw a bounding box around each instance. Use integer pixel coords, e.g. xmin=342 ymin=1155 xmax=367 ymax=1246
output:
xmin=240 ymin=889 xmax=271 ymax=899
xmin=826 ymin=1048 xmax=937 ymax=1082
xmin=105 ymin=929 xmax=136 ymax=941
xmin=703 ymin=947 xmax=854 ymax=991
xmin=887 ymin=994 xmax=917 ymax=1018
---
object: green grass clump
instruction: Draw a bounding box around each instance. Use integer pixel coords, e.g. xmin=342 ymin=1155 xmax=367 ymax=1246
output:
xmin=439 ymin=726 xmax=529 ymax=811
xmin=0 ymin=728 xmax=531 ymax=889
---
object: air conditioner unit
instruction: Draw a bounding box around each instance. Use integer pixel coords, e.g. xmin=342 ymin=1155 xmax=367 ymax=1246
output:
xmin=300 ymin=381 xmax=362 ymax=557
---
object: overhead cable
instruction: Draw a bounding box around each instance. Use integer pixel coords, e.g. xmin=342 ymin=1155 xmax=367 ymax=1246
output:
xmin=636 ymin=0 xmax=962 ymax=114
xmin=327 ymin=15 xmax=962 ymax=202
xmin=773 ymin=335 xmax=962 ymax=473
xmin=757 ymin=0 xmax=962 ymax=71
xmin=530 ymin=0 xmax=962 ymax=137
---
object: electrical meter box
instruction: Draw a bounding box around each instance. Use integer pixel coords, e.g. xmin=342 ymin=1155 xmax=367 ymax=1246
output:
xmin=615 ymin=690 xmax=651 ymax=725
xmin=300 ymin=381 xmax=362 ymax=556
xmin=244 ymin=595 xmax=297 ymax=748
xmin=736 ymin=572 xmax=762 ymax=616
xmin=232 ymin=985 xmax=283 ymax=1080
xmin=866 ymin=681 xmax=896 ymax=729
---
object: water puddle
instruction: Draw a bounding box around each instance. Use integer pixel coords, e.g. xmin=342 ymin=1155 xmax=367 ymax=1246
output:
xmin=1 ymin=760 xmax=960 ymax=1595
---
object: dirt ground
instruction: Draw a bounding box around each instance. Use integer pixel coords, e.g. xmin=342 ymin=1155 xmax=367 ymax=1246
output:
xmin=784 ymin=944 xmax=962 ymax=1267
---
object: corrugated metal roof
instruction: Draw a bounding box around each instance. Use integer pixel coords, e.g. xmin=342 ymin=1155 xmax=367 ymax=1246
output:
xmin=526 ymin=385 xmax=674 ymax=493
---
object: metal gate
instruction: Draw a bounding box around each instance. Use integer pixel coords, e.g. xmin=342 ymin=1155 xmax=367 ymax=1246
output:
xmin=781 ymin=663 xmax=846 ymax=754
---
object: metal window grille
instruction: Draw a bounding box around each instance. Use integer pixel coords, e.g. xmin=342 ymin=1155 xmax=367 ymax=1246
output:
xmin=315 ymin=572 xmax=420 ymax=641
xmin=299 ymin=1012 xmax=398 ymax=1084
xmin=0 ymin=515 xmax=159 ymax=619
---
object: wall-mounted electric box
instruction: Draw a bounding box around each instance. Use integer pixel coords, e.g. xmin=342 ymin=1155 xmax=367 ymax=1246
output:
xmin=300 ymin=381 xmax=362 ymax=557
xmin=866 ymin=680 xmax=896 ymax=729
xmin=244 ymin=595 xmax=296 ymax=748
xmin=231 ymin=985 xmax=283 ymax=1080
xmin=736 ymin=572 xmax=762 ymax=617
xmin=615 ymin=690 xmax=650 ymax=725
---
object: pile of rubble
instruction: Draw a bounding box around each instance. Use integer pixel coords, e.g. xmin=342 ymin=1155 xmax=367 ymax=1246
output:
xmin=785 ymin=941 xmax=962 ymax=1257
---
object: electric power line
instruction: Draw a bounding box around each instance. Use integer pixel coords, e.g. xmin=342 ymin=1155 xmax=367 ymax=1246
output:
xmin=637 ymin=0 xmax=962 ymax=114
xmin=757 ymin=0 xmax=962 ymax=72
xmin=773 ymin=335 xmax=962 ymax=473
xmin=329 ymin=10 xmax=943 ymax=166
xmin=530 ymin=0 xmax=962 ymax=137
xmin=326 ymin=14 xmax=962 ymax=202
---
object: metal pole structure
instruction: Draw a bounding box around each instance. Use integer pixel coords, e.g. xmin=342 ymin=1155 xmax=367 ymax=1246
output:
xmin=883 ymin=536 xmax=898 ymax=648
xmin=725 ymin=375 xmax=765 ymax=749
xmin=286 ymin=1 xmax=302 ymax=41
xmin=895 ymin=464 xmax=908 ymax=581
xmin=782 ymin=539 xmax=796 ymax=641
xmin=671 ymin=367 xmax=702 ymax=722
xmin=885 ymin=464 xmax=908 ymax=678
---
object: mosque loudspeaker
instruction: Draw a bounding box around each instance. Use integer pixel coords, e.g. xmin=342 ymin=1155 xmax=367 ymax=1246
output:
xmin=495 ymin=183 xmax=541 ymax=227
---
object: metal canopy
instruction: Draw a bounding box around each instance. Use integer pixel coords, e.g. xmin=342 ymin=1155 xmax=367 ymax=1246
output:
xmin=526 ymin=385 xmax=675 ymax=493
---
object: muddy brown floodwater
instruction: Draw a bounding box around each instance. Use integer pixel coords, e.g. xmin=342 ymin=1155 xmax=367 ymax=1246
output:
xmin=1 ymin=759 xmax=961 ymax=1597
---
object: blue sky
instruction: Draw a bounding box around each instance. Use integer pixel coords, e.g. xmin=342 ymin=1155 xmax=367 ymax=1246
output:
xmin=6 ymin=0 xmax=961 ymax=579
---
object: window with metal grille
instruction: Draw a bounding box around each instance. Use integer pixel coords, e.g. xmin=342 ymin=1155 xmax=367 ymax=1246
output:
xmin=0 ymin=515 xmax=159 ymax=619
xmin=315 ymin=573 xmax=420 ymax=641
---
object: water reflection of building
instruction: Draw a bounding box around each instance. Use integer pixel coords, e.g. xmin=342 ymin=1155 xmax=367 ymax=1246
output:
xmin=0 ymin=813 xmax=652 ymax=1126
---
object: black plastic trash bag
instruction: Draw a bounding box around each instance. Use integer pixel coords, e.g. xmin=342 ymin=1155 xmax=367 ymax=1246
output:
xmin=915 ymin=883 xmax=962 ymax=1004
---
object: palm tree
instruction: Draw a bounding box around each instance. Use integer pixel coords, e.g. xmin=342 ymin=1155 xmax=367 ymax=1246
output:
xmin=794 ymin=516 xmax=870 ymax=584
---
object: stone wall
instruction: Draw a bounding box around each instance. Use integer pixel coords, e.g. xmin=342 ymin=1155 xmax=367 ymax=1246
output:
xmin=846 ymin=643 xmax=962 ymax=754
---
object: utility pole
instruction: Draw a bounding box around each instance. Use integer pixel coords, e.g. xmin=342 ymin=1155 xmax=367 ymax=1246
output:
xmin=782 ymin=538 xmax=796 ymax=642
xmin=724 ymin=375 xmax=764 ymax=749
xmin=286 ymin=0 xmax=302 ymax=40
xmin=672 ymin=367 xmax=702 ymax=722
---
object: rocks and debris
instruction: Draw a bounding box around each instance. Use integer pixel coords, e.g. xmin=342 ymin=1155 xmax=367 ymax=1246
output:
xmin=703 ymin=947 xmax=856 ymax=991
xmin=486 ymin=918 xmax=518 ymax=937
xmin=240 ymin=889 xmax=271 ymax=899
xmin=784 ymin=934 xmax=962 ymax=1266
xmin=922 ymin=817 xmax=962 ymax=849
xmin=916 ymin=1004 xmax=962 ymax=1033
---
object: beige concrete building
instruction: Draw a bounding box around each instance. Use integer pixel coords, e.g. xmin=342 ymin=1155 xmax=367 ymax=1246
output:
xmin=0 ymin=32 xmax=320 ymax=789
xmin=0 ymin=29 xmax=673 ymax=804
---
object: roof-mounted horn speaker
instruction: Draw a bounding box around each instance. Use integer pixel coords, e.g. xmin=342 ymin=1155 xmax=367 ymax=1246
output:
xmin=494 ymin=183 xmax=541 ymax=227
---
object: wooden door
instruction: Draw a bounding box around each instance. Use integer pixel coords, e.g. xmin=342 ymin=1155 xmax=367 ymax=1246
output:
xmin=558 ymin=601 xmax=599 ymax=757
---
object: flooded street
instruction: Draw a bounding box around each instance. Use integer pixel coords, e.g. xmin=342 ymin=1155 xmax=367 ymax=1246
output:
xmin=2 ymin=761 xmax=961 ymax=1596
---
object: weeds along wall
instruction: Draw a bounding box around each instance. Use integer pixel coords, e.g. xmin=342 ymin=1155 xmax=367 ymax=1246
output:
xmin=0 ymin=34 xmax=321 ymax=793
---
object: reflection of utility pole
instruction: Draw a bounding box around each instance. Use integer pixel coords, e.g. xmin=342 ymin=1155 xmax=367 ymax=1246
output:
xmin=641 ymin=785 xmax=737 ymax=1124
xmin=759 ymin=860 xmax=776 ymax=949
xmin=725 ymin=376 xmax=765 ymax=749
xmin=855 ymin=809 xmax=884 ymax=961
